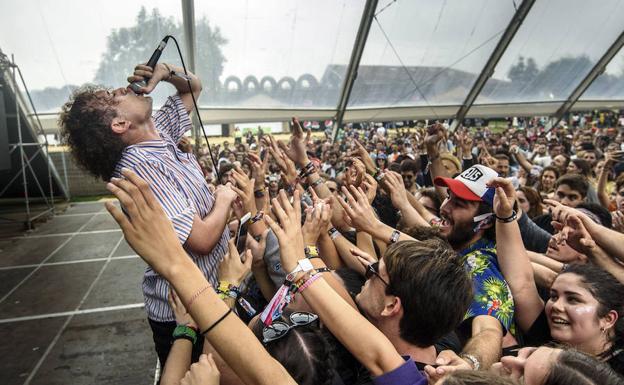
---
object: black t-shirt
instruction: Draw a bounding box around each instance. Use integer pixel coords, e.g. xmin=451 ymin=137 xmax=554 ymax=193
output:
xmin=532 ymin=214 xmax=555 ymax=235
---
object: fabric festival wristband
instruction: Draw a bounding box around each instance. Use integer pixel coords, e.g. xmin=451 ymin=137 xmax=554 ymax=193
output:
xmin=310 ymin=177 xmax=324 ymax=188
xmin=367 ymin=168 xmax=380 ymax=177
xmin=304 ymin=245 xmax=319 ymax=259
xmin=251 ymin=211 xmax=264 ymax=224
xmin=328 ymin=227 xmax=341 ymax=240
xmin=260 ymin=283 xmax=293 ymax=326
xmin=299 ymin=273 xmax=322 ymax=293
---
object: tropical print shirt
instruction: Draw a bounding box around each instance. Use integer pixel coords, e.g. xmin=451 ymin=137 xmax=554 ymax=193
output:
xmin=459 ymin=238 xmax=515 ymax=332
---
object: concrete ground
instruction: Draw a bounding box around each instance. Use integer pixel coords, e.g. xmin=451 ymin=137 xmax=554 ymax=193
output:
xmin=0 ymin=201 xmax=157 ymax=385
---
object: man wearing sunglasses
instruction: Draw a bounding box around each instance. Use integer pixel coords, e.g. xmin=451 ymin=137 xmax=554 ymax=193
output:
xmin=356 ymin=238 xmax=473 ymax=371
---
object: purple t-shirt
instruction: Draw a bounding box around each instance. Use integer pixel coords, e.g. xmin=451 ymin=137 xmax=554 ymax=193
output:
xmin=372 ymin=357 xmax=427 ymax=385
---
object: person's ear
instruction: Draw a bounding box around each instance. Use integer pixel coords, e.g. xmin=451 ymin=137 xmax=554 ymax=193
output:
xmin=601 ymin=309 xmax=618 ymax=332
xmin=381 ymin=295 xmax=401 ymax=318
xmin=111 ymin=117 xmax=130 ymax=134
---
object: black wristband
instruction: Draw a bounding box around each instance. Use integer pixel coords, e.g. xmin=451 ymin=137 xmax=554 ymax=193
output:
xmin=495 ymin=210 xmax=517 ymax=223
xmin=201 ymin=308 xmax=233 ymax=336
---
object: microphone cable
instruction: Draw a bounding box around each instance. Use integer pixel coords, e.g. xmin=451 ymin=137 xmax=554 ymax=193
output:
xmin=163 ymin=35 xmax=220 ymax=180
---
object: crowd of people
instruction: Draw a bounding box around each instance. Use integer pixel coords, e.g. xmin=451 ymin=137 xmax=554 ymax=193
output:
xmin=60 ymin=61 xmax=624 ymax=385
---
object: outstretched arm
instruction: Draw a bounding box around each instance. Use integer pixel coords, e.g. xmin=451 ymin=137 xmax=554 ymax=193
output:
xmin=264 ymin=190 xmax=420 ymax=379
xmin=105 ymin=169 xmax=295 ymax=385
xmin=487 ymin=177 xmax=545 ymax=332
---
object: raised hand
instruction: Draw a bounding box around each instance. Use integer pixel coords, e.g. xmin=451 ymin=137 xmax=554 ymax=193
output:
xmin=168 ymin=288 xmax=198 ymax=330
xmin=248 ymin=151 xmax=268 ymax=189
xmin=425 ymin=123 xmax=446 ymax=155
xmin=361 ymin=174 xmax=378 ymax=204
xmin=349 ymin=139 xmax=377 ymax=175
xmin=280 ymin=118 xmax=311 ymax=167
xmin=344 ymin=157 xmax=366 ymax=187
xmin=246 ymin=229 xmax=269 ymax=268
xmin=230 ymin=166 xmax=256 ymax=215
xmin=105 ymin=169 xmax=186 ymax=278
xmin=563 ymin=215 xmax=598 ymax=256
xmin=126 ymin=63 xmax=170 ymax=94
xmin=349 ymin=247 xmax=378 ymax=266
xmin=337 ymin=185 xmax=380 ymax=233
xmin=219 ymin=239 xmax=253 ymax=285
xmin=264 ymin=190 xmax=306 ymax=272
xmin=487 ymin=177 xmax=516 ymax=218
xmin=302 ymin=200 xmax=332 ymax=245
xmin=264 ymin=135 xmax=298 ymax=185
xmin=180 ymin=354 xmax=220 ymax=385
xmin=380 ymin=171 xmax=409 ymax=210
xmin=612 ymin=211 xmax=624 ymax=233
xmin=213 ymin=184 xmax=238 ymax=204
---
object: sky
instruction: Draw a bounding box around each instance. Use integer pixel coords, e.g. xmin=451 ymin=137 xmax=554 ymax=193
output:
xmin=0 ymin=0 xmax=623 ymax=97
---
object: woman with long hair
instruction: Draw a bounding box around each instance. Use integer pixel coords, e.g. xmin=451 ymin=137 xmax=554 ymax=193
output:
xmin=488 ymin=178 xmax=624 ymax=376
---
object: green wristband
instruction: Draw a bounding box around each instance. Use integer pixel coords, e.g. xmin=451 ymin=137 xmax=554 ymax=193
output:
xmin=173 ymin=324 xmax=197 ymax=345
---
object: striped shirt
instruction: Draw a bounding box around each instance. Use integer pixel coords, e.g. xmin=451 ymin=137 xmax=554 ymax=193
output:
xmin=113 ymin=95 xmax=229 ymax=322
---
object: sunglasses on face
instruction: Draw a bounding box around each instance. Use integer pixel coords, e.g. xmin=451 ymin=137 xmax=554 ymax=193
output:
xmin=365 ymin=262 xmax=389 ymax=286
xmin=262 ymin=312 xmax=319 ymax=343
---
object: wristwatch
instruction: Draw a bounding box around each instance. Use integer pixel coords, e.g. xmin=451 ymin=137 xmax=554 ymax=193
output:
xmin=460 ymin=353 xmax=480 ymax=370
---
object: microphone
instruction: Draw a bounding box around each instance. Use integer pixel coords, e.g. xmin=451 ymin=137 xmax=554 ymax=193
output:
xmin=129 ymin=36 xmax=170 ymax=94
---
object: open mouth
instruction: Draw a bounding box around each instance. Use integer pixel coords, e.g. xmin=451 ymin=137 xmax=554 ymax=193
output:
xmin=438 ymin=217 xmax=452 ymax=230
xmin=550 ymin=316 xmax=570 ymax=326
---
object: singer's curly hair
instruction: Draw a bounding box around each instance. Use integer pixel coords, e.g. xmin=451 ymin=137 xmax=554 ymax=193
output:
xmin=59 ymin=84 xmax=126 ymax=181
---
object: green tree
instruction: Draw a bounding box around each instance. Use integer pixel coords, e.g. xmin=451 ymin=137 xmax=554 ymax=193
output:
xmin=94 ymin=7 xmax=227 ymax=93
xmin=508 ymin=56 xmax=539 ymax=85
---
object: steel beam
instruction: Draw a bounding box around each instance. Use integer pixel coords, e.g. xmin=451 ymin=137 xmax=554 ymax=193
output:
xmin=546 ymin=29 xmax=624 ymax=130
xmin=331 ymin=0 xmax=379 ymax=141
xmin=180 ymin=0 xmax=200 ymax=142
xmin=450 ymin=0 xmax=537 ymax=131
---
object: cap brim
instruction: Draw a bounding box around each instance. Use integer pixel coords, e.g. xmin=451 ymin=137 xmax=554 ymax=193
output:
xmin=434 ymin=177 xmax=482 ymax=202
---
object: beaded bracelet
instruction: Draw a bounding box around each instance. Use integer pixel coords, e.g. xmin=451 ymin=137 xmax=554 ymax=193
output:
xmin=187 ymin=284 xmax=212 ymax=308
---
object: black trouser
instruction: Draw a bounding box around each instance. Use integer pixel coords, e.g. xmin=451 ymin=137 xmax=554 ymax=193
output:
xmin=148 ymin=318 xmax=205 ymax=368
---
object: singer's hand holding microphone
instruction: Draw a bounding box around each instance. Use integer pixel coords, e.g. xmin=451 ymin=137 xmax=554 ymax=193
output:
xmin=127 ymin=63 xmax=171 ymax=95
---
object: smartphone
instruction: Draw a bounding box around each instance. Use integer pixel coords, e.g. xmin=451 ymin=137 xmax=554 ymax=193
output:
xmin=236 ymin=212 xmax=251 ymax=255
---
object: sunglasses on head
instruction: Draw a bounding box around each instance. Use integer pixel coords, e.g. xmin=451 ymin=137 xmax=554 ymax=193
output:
xmin=364 ymin=262 xmax=389 ymax=286
xmin=262 ymin=312 xmax=319 ymax=344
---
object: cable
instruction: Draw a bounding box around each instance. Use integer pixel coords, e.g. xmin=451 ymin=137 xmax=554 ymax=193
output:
xmin=368 ymin=27 xmax=505 ymax=122
xmin=372 ymin=15 xmax=440 ymax=120
xmin=164 ymin=35 xmax=220 ymax=181
xmin=375 ymin=0 xmax=397 ymax=17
